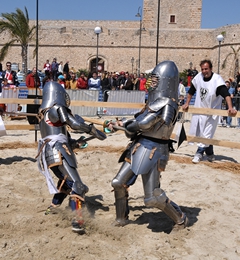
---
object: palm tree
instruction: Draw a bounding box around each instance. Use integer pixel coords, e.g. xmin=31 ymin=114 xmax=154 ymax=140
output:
xmin=0 ymin=7 xmax=36 ymax=75
xmin=222 ymin=46 xmax=240 ymax=79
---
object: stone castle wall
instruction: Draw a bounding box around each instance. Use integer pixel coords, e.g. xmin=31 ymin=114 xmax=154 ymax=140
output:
xmin=0 ymin=0 xmax=240 ymax=80
xmin=142 ymin=0 xmax=202 ymax=29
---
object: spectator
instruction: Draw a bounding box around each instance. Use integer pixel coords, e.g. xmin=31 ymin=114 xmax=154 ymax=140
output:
xmin=139 ymin=73 xmax=147 ymax=92
xmin=88 ymin=71 xmax=100 ymax=90
xmin=178 ymin=78 xmax=186 ymax=97
xmin=120 ymin=72 xmax=133 ymax=90
xmin=77 ymin=73 xmax=88 ymax=89
xmin=58 ymin=61 xmax=63 ymax=75
xmin=2 ymin=62 xmax=19 ymax=86
xmin=63 ymin=72 xmax=70 ymax=89
xmin=187 ymin=68 xmax=193 ymax=86
xmin=235 ymin=83 xmax=240 ymax=129
xmin=226 ymin=80 xmax=235 ymax=128
xmin=110 ymin=73 xmax=118 ymax=90
xmin=101 ymin=72 xmax=111 ymax=92
xmin=42 ymin=71 xmax=53 ymax=88
xmin=25 ymin=67 xmax=41 ymax=88
xmin=116 ymin=71 xmax=126 ymax=90
xmin=43 ymin=59 xmax=51 ymax=75
xmin=63 ymin=61 xmax=70 ymax=78
xmin=101 ymin=72 xmax=111 ymax=101
xmin=192 ymin=66 xmax=199 ymax=78
xmin=2 ymin=78 xmax=10 ymax=88
xmin=236 ymin=72 xmax=240 ymax=85
xmin=178 ymin=78 xmax=186 ymax=121
xmin=51 ymin=58 xmax=59 ymax=81
xmin=182 ymin=59 xmax=237 ymax=164
xmin=57 ymin=74 xmax=65 ymax=88
xmin=69 ymin=73 xmax=77 ymax=89
xmin=132 ymin=73 xmax=139 ymax=90
xmin=145 ymin=76 xmax=152 ymax=91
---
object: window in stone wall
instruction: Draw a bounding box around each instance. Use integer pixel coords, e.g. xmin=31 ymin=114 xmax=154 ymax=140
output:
xmin=169 ymin=15 xmax=176 ymax=23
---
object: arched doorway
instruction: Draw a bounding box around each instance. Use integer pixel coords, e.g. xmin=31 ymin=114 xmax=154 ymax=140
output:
xmin=90 ymin=58 xmax=104 ymax=73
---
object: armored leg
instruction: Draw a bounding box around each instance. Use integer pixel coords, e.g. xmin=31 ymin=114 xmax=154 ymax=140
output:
xmin=57 ymin=160 xmax=88 ymax=233
xmin=45 ymin=166 xmax=72 ymax=215
xmin=59 ymin=159 xmax=89 ymax=197
xmin=112 ymin=161 xmax=135 ymax=226
xmin=152 ymin=188 xmax=184 ymax=224
xmin=142 ymin=165 xmax=185 ymax=225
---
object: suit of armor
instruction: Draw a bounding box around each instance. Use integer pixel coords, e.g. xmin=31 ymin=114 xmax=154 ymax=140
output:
xmin=37 ymin=81 xmax=106 ymax=232
xmin=111 ymin=61 xmax=188 ymax=230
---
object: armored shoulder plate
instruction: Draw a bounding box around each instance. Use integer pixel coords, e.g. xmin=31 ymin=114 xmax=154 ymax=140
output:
xmin=148 ymin=97 xmax=178 ymax=112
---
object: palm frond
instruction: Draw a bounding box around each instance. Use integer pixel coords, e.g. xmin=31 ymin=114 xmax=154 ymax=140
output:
xmin=222 ymin=53 xmax=233 ymax=69
xmin=0 ymin=40 xmax=16 ymax=61
xmin=0 ymin=7 xmax=35 ymax=45
xmin=0 ymin=6 xmax=36 ymax=71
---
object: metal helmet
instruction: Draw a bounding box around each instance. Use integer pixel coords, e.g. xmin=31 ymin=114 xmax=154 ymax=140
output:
xmin=40 ymin=81 xmax=70 ymax=109
xmin=148 ymin=60 xmax=179 ymax=103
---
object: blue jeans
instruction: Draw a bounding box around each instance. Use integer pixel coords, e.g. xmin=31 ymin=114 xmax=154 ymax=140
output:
xmin=196 ymin=145 xmax=214 ymax=156
xmin=226 ymin=116 xmax=232 ymax=126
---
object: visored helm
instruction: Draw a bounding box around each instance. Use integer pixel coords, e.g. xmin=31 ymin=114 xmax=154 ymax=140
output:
xmin=148 ymin=60 xmax=179 ymax=103
xmin=40 ymin=81 xmax=70 ymax=109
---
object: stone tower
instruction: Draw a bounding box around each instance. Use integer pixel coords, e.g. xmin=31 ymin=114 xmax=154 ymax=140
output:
xmin=142 ymin=0 xmax=202 ymax=29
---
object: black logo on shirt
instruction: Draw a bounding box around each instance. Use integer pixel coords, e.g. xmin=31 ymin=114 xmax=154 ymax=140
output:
xmin=200 ymin=87 xmax=208 ymax=102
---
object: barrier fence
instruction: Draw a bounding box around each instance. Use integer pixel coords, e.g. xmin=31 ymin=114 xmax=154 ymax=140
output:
xmin=1 ymin=87 xmax=240 ymax=117
xmin=1 ymin=89 xmax=240 ymax=148
xmin=0 ymin=88 xmax=146 ymax=117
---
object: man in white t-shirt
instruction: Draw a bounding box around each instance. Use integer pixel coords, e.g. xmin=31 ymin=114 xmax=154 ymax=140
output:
xmin=182 ymin=59 xmax=237 ymax=163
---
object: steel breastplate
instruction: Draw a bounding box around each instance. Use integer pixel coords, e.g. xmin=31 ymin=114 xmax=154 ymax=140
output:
xmin=39 ymin=116 xmax=68 ymax=138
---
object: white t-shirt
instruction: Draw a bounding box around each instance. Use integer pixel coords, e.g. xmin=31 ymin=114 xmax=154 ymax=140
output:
xmin=189 ymin=72 xmax=225 ymax=146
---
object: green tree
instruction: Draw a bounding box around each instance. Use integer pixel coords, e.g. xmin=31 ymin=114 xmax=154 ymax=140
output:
xmin=0 ymin=7 xmax=36 ymax=75
xmin=222 ymin=46 xmax=240 ymax=79
xmin=179 ymin=69 xmax=188 ymax=86
xmin=76 ymin=69 xmax=90 ymax=78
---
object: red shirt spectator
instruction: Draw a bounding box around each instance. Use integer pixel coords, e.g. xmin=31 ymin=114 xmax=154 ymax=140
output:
xmin=77 ymin=73 xmax=88 ymax=89
xmin=139 ymin=73 xmax=147 ymax=91
xmin=43 ymin=59 xmax=51 ymax=75
xmin=25 ymin=67 xmax=41 ymax=88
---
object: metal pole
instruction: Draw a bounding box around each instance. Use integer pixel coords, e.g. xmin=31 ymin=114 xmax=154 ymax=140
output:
xmin=138 ymin=17 xmax=142 ymax=77
xmin=96 ymin=33 xmax=99 ymax=72
xmin=156 ymin=0 xmax=160 ymax=65
xmin=218 ymin=41 xmax=221 ymax=74
xmin=27 ymin=43 xmax=29 ymax=71
xmin=34 ymin=0 xmax=39 ymax=142
xmin=35 ymin=0 xmax=38 ymax=97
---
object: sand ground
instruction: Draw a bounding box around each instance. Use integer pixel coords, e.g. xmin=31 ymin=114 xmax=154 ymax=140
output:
xmin=1 ymin=116 xmax=240 ymax=260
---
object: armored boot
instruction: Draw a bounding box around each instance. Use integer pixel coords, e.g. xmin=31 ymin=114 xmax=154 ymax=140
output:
xmin=152 ymin=188 xmax=188 ymax=229
xmin=113 ymin=188 xmax=129 ymax=226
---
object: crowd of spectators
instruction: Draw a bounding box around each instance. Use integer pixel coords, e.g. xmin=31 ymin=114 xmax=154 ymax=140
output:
xmin=40 ymin=58 xmax=150 ymax=93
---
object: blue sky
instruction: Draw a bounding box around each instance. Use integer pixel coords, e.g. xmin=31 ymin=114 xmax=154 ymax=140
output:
xmin=0 ymin=0 xmax=239 ymax=29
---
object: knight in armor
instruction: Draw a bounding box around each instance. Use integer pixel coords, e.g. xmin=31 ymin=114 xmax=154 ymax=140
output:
xmin=37 ymin=81 xmax=106 ymax=233
xmin=105 ymin=61 xmax=188 ymax=231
